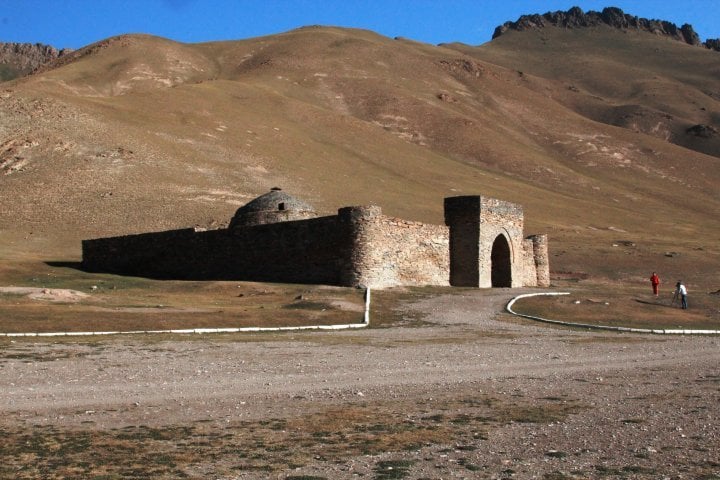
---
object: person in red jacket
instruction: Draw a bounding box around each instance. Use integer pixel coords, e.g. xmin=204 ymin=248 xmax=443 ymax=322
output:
xmin=650 ymin=272 xmax=660 ymax=296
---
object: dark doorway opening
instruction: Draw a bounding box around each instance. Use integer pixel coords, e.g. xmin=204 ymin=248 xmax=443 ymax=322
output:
xmin=491 ymin=234 xmax=512 ymax=287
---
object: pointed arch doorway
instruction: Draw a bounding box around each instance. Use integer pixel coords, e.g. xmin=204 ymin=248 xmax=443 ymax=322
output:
xmin=491 ymin=234 xmax=512 ymax=287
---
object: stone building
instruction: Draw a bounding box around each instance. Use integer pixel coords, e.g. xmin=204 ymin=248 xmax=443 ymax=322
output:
xmin=82 ymin=188 xmax=550 ymax=289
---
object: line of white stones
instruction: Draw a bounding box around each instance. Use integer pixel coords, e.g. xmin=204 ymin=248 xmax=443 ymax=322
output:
xmin=506 ymin=292 xmax=720 ymax=335
xmin=0 ymin=289 xmax=372 ymax=338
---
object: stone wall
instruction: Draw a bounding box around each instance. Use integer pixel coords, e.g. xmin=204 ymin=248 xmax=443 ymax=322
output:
xmin=82 ymin=207 xmax=449 ymax=289
xmin=445 ymin=196 xmax=528 ymax=288
xmin=478 ymin=197 xmax=525 ymax=288
xmin=344 ymin=207 xmax=449 ymax=289
xmin=83 ymin=215 xmax=352 ymax=285
xmin=371 ymin=216 xmax=449 ymax=288
xmin=522 ymin=238 xmax=538 ymax=286
xmin=529 ymin=234 xmax=550 ymax=287
xmin=82 ymin=195 xmax=548 ymax=290
xmin=444 ymin=196 xmax=481 ymax=287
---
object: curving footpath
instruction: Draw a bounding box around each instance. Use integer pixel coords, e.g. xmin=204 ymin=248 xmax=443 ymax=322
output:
xmin=507 ymin=291 xmax=720 ymax=335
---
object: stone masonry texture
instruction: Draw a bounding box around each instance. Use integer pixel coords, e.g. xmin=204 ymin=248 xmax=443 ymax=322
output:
xmin=82 ymin=192 xmax=549 ymax=289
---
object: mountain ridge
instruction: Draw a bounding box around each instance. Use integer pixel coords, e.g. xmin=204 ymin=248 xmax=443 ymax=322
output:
xmin=493 ymin=6 xmax=720 ymax=51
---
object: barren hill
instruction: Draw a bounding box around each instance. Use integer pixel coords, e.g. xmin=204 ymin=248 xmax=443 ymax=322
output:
xmin=1 ymin=12 xmax=719 ymax=288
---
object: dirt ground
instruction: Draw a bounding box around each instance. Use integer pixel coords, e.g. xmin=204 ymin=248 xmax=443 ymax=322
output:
xmin=1 ymin=288 xmax=718 ymax=479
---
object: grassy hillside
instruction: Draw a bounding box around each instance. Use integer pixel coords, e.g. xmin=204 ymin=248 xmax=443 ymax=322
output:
xmin=458 ymin=25 xmax=720 ymax=156
xmin=1 ymin=27 xmax=718 ymax=292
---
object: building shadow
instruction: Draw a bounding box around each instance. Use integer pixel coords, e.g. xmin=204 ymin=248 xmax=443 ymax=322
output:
xmin=44 ymin=260 xmax=193 ymax=281
xmin=45 ymin=261 xmax=86 ymax=271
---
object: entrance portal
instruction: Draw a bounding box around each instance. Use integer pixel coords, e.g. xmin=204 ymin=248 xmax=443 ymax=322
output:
xmin=491 ymin=234 xmax=512 ymax=287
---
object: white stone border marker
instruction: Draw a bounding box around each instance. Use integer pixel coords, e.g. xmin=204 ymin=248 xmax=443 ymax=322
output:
xmin=0 ymin=289 xmax=371 ymax=338
xmin=506 ymin=292 xmax=720 ymax=335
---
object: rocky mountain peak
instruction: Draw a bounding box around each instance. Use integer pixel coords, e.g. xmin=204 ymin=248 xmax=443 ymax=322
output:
xmin=492 ymin=6 xmax=718 ymax=50
xmin=0 ymin=42 xmax=73 ymax=81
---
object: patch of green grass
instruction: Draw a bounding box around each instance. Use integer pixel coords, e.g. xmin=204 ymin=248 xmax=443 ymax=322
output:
xmin=544 ymin=472 xmax=576 ymax=480
xmin=492 ymin=400 xmax=586 ymax=424
xmin=373 ymin=459 xmax=414 ymax=479
xmin=451 ymin=414 xmax=472 ymax=424
xmin=455 ymin=444 xmax=476 ymax=451
xmin=592 ymin=464 xmax=659 ymax=477
xmin=622 ymin=465 xmax=656 ymax=474
xmin=0 ymin=350 xmax=91 ymax=363
xmin=283 ymin=301 xmax=335 ymax=311
xmin=621 ymin=418 xmax=645 ymax=424
xmin=457 ymin=458 xmax=482 ymax=471
xmin=285 ymin=476 xmax=328 ymax=480
xmin=545 ymin=450 xmax=567 ymax=459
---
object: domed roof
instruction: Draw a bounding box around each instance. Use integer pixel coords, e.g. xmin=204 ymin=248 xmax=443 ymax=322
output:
xmin=236 ymin=188 xmax=315 ymax=215
xmin=229 ymin=188 xmax=317 ymax=228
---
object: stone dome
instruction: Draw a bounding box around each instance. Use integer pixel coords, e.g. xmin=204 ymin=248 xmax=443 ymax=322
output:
xmin=229 ymin=188 xmax=317 ymax=228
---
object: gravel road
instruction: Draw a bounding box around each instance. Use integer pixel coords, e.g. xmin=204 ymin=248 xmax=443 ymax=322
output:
xmin=1 ymin=289 xmax=718 ymax=479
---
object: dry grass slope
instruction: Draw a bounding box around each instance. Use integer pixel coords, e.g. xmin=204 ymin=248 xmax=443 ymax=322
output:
xmin=0 ymin=26 xmax=718 ymax=295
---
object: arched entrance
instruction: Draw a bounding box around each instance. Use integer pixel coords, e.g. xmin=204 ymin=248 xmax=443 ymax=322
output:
xmin=491 ymin=234 xmax=512 ymax=287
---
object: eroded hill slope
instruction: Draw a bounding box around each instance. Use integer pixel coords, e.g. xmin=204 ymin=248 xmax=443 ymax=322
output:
xmin=460 ymin=11 xmax=720 ymax=158
xmin=1 ymin=26 xmax=718 ymax=285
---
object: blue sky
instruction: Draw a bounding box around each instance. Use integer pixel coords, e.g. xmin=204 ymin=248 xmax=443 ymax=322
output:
xmin=2 ymin=0 xmax=719 ymax=49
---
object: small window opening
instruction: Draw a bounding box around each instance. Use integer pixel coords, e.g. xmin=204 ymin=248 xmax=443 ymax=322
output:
xmin=278 ymin=202 xmax=286 ymax=211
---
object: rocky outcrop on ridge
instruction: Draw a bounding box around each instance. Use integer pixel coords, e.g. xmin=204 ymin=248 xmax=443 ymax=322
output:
xmin=493 ymin=6 xmax=718 ymax=51
xmin=705 ymin=39 xmax=720 ymax=51
xmin=0 ymin=42 xmax=72 ymax=81
xmin=686 ymin=124 xmax=718 ymax=138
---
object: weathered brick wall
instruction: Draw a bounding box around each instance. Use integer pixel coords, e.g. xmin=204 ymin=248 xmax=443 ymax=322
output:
xmin=366 ymin=214 xmax=449 ymax=289
xmin=445 ymin=195 xmax=526 ymax=288
xmin=445 ymin=195 xmax=546 ymax=288
xmin=529 ymin=234 xmax=550 ymax=287
xmin=444 ymin=196 xmax=481 ymax=287
xmin=336 ymin=206 xmax=449 ymax=288
xmin=82 ymin=195 xmax=548 ymax=290
xmin=82 ymin=216 xmax=352 ymax=284
xmin=82 ymin=228 xmax=198 ymax=277
xmin=336 ymin=206 xmax=382 ymax=287
xmin=83 ymin=206 xmax=449 ymax=289
xmin=478 ymin=196 xmax=525 ymax=287
xmin=522 ymin=238 xmax=538 ymax=286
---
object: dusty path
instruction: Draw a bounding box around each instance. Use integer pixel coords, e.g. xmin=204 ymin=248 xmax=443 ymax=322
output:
xmin=1 ymin=289 xmax=718 ymax=478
